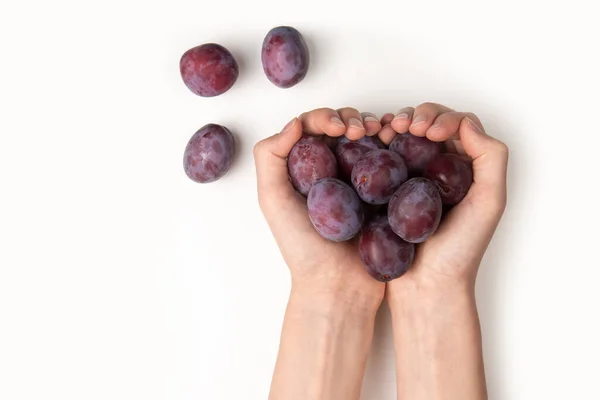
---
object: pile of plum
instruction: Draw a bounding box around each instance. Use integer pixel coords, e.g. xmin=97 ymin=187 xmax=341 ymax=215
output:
xmin=290 ymin=134 xmax=473 ymax=282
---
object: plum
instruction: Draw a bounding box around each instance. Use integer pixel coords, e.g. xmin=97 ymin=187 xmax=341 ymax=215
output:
xmin=389 ymin=133 xmax=442 ymax=175
xmin=388 ymin=178 xmax=442 ymax=243
xmin=288 ymin=136 xmax=337 ymax=195
xmin=180 ymin=43 xmax=238 ymax=97
xmin=307 ymin=178 xmax=363 ymax=242
xmin=335 ymin=136 xmax=385 ymax=180
xmin=183 ymin=124 xmax=235 ymax=183
xmin=351 ymin=149 xmax=408 ymax=205
xmin=423 ymin=153 xmax=473 ymax=205
xmin=261 ymin=26 xmax=309 ymax=88
xmin=359 ymin=215 xmax=414 ymax=282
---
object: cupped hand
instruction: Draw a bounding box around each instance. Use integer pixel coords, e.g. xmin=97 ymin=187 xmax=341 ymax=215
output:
xmin=380 ymin=103 xmax=509 ymax=289
xmin=253 ymin=107 xmax=385 ymax=308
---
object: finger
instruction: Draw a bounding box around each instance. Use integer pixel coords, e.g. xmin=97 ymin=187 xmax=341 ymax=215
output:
xmin=458 ymin=115 xmax=509 ymax=199
xmin=338 ymin=107 xmax=366 ymax=140
xmin=408 ymin=103 xmax=453 ymax=137
xmin=253 ymin=117 xmax=302 ymax=196
xmin=425 ymin=111 xmax=468 ymax=155
xmin=380 ymin=113 xmax=395 ymax=126
xmin=390 ymin=107 xmax=414 ymax=134
xmin=299 ymin=108 xmax=347 ymax=137
xmin=378 ymin=124 xmax=397 ymax=145
xmin=361 ymin=112 xmax=382 ymax=136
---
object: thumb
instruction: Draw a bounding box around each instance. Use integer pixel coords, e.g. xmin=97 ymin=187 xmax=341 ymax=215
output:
xmin=459 ymin=115 xmax=509 ymax=206
xmin=253 ymin=117 xmax=302 ymax=203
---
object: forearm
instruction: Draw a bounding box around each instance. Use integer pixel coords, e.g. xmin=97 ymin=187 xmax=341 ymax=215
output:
xmin=269 ymin=285 xmax=379 ymax=400
xmin=388 ymin=279 xmax=487 ymax=400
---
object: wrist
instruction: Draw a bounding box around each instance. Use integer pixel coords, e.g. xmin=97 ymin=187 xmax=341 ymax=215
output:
xmin=289 ymin=279 xmax=382 ymax=318
xmin=387 ymin=273 xmax=477 ymax=316
xmin=387 ymin=275 xmax=486 ymax=400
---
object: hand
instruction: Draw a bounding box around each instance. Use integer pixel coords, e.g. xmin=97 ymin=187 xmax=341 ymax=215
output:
xmin=379 ymin=103 xmax=509 ymax=291
xmin=253 ymin=107 xmax=385 ymax=309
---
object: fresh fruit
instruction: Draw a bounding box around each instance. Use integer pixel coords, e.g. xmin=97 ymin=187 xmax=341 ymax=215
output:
xmin=388 ymin=178 xmax=442 ymax=243
xmin=183 ymin=124 xmax=235 ymax=183
xmin=261 ymin=26 xmax=310 ymax=88
xmin=351 ymin=149 xmax=408 ymax=205
xmin=307 ymin=178 xmax=364 ymax=242
xmin=359 ymin=215 xmax=415 ymax=282
xmin=389 ymin=133 xmax=442 ymax=175
xmin=180 ymin=43 xmax=239 ymax=97
xmin=288 ymin=136 xmax=337 ymax=196
xmin=335 ymin=136 xmax=385 ymax=180
xmin=423 ymin=154 xmax=473 ymax=205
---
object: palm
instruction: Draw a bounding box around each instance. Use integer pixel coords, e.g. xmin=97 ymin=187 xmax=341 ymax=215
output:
xmin=401 ymin=135 xmax=504 ymax=283
xmin=271 ymin=188 xmax=384 ymax=295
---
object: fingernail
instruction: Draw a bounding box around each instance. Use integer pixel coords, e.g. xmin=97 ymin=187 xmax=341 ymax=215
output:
xmin=349 ymin=118 xmax=364 ymax=129
xmin=331 ymin=116 xmax=345 ymax=127
xmin=410 ymin=115 xmax=426 ymax=126
xmin=282 ymin=117 xmax=297 ymax=133
xmin=466 ymin=117 xmax=484 ymax=134
xmin=393 ymin=112 xmax=410 ymax=121
xmin=364 ymin=116 xmax=379 ymax=123
xmin=429 ymin=120 xmax=442 ymax=130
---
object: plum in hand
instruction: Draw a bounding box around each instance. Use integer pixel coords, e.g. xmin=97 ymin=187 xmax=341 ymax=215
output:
xmin=389 ymin=133 xmax=442 ymax=175
xmin=351 ymin=149 xmax=408 ymax=205
xmin=288 ymin=136 xmax=337 ymax=196
xmin=359 ymin=215 xmax=415 ymax=282
xmin=335 ymin=136 xmax=385 ymax=180
xmin=388 ymin=178 xmax=442 ymax=243
xmin=307 ymin=178 xmax=364 ymax=242
xmin=423 ymin=153 xmax=473 ymax=205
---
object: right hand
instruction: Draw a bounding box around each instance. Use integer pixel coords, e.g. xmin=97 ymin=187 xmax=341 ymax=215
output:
xmin=253 ymin=107 xmax=385 ymax=309
xmin=379 ymin=103 xmax=509 ymax=290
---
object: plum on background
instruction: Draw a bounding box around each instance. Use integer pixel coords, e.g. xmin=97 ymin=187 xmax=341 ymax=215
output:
xmin=261 ymin=26 xmax=309 ymax=88
xmin=183 ymin=124 xmax=235 ymax=183
xmin=335 ymin=136 xmax=385 ymax=180
xmin=288 ymin=136 xmax=337 ymax=196
xmin=351 ymin=149 xmax=408 ymax=205
xmin=307 ymin=178 xmax=364 ymax=242
xmin=388 ymin=178 xmax=442 ymax=243
xmin=359 ymin=215 xmax=415 ymax=282
xmin=389 ymin=133 xmax=442 ymax=175
xmin=423 ymin=153 xmax=473 ymax=205
xmin=180 ymin=43 xmax=239 ymax=97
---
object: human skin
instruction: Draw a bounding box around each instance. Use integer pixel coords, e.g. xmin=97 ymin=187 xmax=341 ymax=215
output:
xmin=381 ymin=103 xmax=509 ymax=400
xmin=254 ymin=103 xmax=508 ymax=400
xmin=254 ymin=107 xmax=383 ymax=400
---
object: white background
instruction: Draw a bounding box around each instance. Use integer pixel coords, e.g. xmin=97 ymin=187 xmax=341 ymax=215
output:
xmin=1 ymin=0 xmax=599 ymax=399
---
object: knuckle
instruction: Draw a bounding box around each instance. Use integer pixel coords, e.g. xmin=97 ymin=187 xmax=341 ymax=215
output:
xmin=253 ymin=140 xmax=267 ymax=157
xmin=315 ymin=107 xmax=334 ymax=115
xmin=420 ymin=102 xmax=445 ymax=112
xmin=337 ymin=106 xmax=357 ymax=115
xmin=464 ymin=112 xmax=479 ymax=120
xmin=492 ymin=139 xmax=509 ymax=157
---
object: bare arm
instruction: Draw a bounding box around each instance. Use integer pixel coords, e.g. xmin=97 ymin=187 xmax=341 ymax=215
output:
xmin=253 ymin=109 xmax=386 ymax=400
xmin=270 ymin=286 xmax=379 ymax=400
xmin=382 ymin=102 xmax=508 ymax=400
xmin=388 ymin=281 xmax=486 ymax=400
